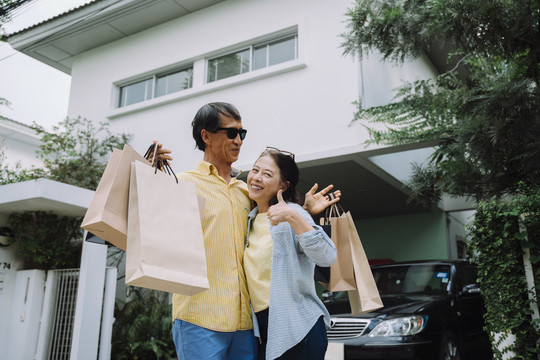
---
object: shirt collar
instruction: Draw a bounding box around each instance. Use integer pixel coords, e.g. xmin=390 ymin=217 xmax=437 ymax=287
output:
xmin=248 ymin=206 xmax=259 ymax=220
xmin=195 ymin=161 xmax=242 ymax=178
xmin=230 ymin=167 xmax=242 ymax=178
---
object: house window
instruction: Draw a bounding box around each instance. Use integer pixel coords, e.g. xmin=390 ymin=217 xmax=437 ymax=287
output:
xmin=207 ymin=49 xmax=250 ymax=83
xmin=253 ymin=34 xmax=297 ymax=70
xmin=156 ymin=68 xmax=193 ymax=97
xmin=457 ymin=238 xmax=467 ymax=259
xmin=118 ymin=66 xmax=193 ymax=107
xmin=119 ymin=78 xmax=153 ymax=107
xmin=207 ymin=33 xmax=297 ymax=83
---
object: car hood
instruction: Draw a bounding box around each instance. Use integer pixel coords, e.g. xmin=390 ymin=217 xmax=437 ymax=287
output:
xmin=333 ymin=294 xmax=445 ymax=319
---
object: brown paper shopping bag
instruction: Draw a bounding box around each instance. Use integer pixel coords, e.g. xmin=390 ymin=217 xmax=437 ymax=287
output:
xmin=81 ymin=144 xmax=149 ymax=250
xmin=125 ymin=160 xmax=209 ymax=295
xmin=343 ymin=212 xmax=384 ymax=315
xmin=327 ymin=205 xmax=356 ymax=291
xmin=314 ymin=197 xmax=339 ymax=284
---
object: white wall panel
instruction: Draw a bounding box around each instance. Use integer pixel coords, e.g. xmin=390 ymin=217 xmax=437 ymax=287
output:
xmin=67 ymin=0 xmax=438 ymax=172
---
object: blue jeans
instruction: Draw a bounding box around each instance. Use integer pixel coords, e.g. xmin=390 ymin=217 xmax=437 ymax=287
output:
xmin=255 ymin=309 xmax=328 ymax=360
xmin=172 ymin=319 xmax=257 ymax=360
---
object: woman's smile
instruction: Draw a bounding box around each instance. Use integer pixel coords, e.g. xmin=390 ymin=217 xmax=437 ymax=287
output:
xmin=247 ymin=155 xmax=286 ymax=212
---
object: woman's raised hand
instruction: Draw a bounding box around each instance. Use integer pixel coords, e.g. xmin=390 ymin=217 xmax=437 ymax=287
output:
xmin=303 ymin=183 xmax=341 ymax=216
xmin=267 ymin=190 xmax=292 ymax=226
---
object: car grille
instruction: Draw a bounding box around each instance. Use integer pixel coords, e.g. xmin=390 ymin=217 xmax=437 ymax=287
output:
xmin=327 ymin=318 xmax=370 ymax=340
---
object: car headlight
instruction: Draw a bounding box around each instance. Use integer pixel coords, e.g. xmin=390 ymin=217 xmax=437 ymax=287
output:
xmin=368 ymin=315 xmax=428 ymax=337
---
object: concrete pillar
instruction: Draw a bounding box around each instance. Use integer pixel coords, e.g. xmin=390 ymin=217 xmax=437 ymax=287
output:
xmin=70 ymin=233 xmax=107 ymax=360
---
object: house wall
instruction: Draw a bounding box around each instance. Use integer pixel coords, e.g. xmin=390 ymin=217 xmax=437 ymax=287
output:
xmin=0 ymin=124 xmax=42 ymax=167
xmin=0 ymin=229 xmax=25 ymax=356
xmin=66 ymin=0 xmax=438 ymax=172
xmin=446 ymin=211 xmax=474 ymax=259
xmin=358 ymin=212 xmax=449 ymax=261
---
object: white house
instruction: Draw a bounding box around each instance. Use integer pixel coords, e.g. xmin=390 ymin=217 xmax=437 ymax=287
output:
xmin=0 ymin=117 xmax=118 ymax=360
xmin=0 ymin=116 xmax=42 ymax=167
xmin=1 ymin=0 xmax=475 ymax=358
xmin=4 ymin=0 xmax=473 ymax=259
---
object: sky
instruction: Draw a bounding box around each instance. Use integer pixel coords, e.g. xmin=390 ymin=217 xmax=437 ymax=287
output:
xmin=0 ymin=0 xmax=91 ymax=130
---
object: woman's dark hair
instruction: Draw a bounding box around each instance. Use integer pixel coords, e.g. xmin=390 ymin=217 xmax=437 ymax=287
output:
xmin=191 ymin=102 xmax=241 ymax=151
xmin=259 ymin=149 xmax=300 ymax=206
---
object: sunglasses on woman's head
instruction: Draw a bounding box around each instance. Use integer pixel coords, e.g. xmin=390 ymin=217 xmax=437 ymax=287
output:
xmin=265 ymin=146 xmax=295 ymax=160
xmin=215 ymin=127 xmax=247 ymax=140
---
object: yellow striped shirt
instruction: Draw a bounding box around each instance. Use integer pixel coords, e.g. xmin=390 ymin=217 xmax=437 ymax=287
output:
xmin=172 ymin=161 xmax=253 ymax=331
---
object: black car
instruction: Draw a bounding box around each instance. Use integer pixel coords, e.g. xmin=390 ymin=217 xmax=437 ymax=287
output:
xmin=322 ymin=260 xmax=493 ymax=360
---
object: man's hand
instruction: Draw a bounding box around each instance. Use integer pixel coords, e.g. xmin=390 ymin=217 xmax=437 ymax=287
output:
xmin=150 ymin=140 xmax=173 ymax=163
xmin=303 ymin=183 xmax=341 ymax=216
xmin=267 ymin=190 xmax=292 ymax=226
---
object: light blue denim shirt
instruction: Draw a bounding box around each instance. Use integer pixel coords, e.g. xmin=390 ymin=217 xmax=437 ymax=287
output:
xmin=246 ymin=203 xmax=337 ymax=360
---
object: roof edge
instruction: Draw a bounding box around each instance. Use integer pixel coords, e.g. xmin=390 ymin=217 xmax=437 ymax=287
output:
xmin=2 ymin=0 xmax=100 ymax=38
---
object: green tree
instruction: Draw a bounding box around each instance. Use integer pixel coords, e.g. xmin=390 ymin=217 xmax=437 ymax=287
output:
xmin=0 ymin=117 xmax=131 ymax=190
xmin=343 ymin=0 xmax=540 ymax=204
xmin=468 ymin=188 xmax=540 ymax=359
xmin=33 ymin=117 xmax=131 ymax=190
xmin=342 ymin=0 xmax=540 ymax=358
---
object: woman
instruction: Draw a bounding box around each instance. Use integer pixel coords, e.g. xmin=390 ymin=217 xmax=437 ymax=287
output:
xmin=244 ymin=147 xmax=337 ymax=360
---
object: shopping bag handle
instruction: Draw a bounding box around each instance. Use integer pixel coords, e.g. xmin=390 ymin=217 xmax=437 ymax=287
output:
xmin=321 ymin=193 xmax=344 ymax=225
xmin=143 ymin=143 xmax=179 ymax=184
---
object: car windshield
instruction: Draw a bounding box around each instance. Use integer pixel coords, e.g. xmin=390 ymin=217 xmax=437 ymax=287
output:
xmin=373 ymin=264 xmax=451 ymax=295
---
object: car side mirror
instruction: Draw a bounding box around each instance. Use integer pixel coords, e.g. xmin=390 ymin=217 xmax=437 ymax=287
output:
xmin=460 ymin=283 xmax=481 ymax=296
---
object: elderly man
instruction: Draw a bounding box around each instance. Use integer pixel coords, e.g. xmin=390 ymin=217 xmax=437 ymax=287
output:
xmin=155 ymin=102 xmax=339 ymax=360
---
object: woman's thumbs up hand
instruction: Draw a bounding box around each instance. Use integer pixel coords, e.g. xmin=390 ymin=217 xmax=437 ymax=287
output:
xmin=267 ymin=190 xmax=291 ymax=226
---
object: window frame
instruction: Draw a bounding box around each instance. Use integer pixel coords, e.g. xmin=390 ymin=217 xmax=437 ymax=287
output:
xmin=118 ymin=77 xmax=154 ymax=108
xmin=206 ymin=47 xmax=252 ymax=83
xmin=206 ymin=32 xmax=298 ymax=84
xmin=155 ymin=66 xmax=194 ymax=98
xmin=117 ymin=65 xmax=194 ymax=108
xmin=110 ymin=26 xmax=303 ymax=118
xmin=252 ymin=33 xmax=298 ymax=70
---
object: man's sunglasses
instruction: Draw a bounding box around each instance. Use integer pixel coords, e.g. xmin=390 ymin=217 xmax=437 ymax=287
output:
xmin=215 ymin=127 xmax=247 ymax=140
